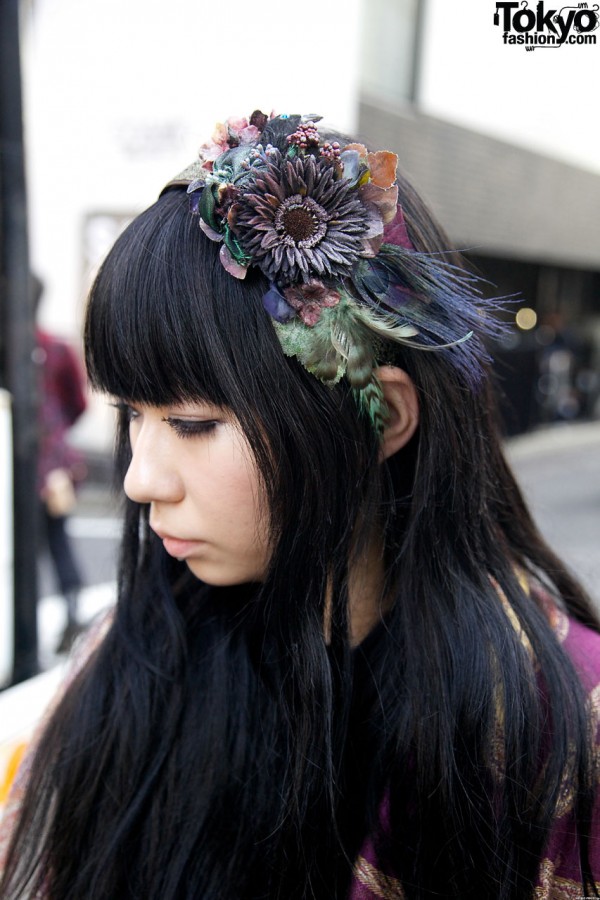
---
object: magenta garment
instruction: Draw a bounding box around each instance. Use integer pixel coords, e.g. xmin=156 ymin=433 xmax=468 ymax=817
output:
xmin=349 ymin=600 xmax=600 ymax=899
xmin=35 ymin=328 xmax=87 ymax=493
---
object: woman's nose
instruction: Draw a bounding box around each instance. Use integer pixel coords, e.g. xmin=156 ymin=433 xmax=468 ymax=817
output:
xmin=123 ymin=423 xmax=184 ymax=506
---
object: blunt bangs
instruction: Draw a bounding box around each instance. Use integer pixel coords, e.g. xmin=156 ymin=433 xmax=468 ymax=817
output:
xmin=84 ymin=190 xmax=283 ymax=412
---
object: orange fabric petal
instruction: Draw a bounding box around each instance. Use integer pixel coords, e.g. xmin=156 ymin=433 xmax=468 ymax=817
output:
xmin=367 ymin=151 xmax=398 ymax=189
xmin=342 ymin=142 xmax=368 ymax=159
xmin=360 ymin=183 xmax=399 ymax=225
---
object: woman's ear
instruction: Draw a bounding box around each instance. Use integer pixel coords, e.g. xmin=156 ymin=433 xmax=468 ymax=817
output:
xmin=376 ymin=366 xmax=420 ymax=461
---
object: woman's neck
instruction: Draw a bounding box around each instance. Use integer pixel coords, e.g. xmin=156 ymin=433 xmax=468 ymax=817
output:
xmin=324 ymin=532 xmax=387 ymax=647
xmin=347 ymin=536 xmax=387 ymax=646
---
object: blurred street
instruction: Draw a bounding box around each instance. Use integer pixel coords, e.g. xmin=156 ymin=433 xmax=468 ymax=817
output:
xmin=38 ymin=485 xmax=121 ymax=599
xmin=36 ymin=485 xmax=121 ymax=666
xmin=506 ymin=421 xmax=600 ymax=610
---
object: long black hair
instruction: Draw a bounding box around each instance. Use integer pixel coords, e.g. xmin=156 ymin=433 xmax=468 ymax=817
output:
xmin=2 ymin=173 xmax=599 ymax=899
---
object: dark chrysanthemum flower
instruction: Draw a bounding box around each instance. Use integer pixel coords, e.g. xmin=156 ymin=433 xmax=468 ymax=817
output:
xmin=233 ymin=150 xmax=370 ymax=285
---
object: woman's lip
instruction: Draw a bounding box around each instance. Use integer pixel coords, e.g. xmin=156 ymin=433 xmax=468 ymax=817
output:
xmin=161 ymin=536 xmax=203 ymax=559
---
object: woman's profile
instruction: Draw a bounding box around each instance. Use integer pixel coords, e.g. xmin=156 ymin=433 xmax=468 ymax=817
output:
xmin=1 ymin=110 xmax=599 ymax=899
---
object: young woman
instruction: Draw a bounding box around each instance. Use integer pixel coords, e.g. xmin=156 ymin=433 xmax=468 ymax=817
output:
xmin=2 ymin=111 xmax=599 ymax=899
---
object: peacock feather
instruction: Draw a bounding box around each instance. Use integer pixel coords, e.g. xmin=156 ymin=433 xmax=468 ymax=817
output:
xmin=351 ymin=245 xmax=504 ymax=386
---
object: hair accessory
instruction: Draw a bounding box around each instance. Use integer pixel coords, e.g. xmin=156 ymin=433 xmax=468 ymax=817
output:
xmin=162 ymin=111 xmax=498 ymax=435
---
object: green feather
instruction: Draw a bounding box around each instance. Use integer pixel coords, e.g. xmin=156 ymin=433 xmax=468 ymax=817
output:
xmin=353 ymin=376 xmax=389 ymax=437
xmin=274 ymin=293 xmax=377 ymax=387
xmin=353 ymin=301 xmax=473 ymax=353
xmin=273 ymin=292 xmax=398 ymax=437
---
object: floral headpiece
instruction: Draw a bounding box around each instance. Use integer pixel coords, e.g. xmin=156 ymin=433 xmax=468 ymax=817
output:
xmin=162 ymin=111 xmax=495 ymax=434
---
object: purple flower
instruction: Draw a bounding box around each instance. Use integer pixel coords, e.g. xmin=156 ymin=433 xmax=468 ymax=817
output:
xmin=262 ymin=284 xmax=297 ymax=323
xmin=232 ymin=151 xmax=370 ymax=285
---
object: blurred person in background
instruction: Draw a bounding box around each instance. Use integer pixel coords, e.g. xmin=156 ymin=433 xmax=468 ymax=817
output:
xmin=32 ymin=276 xmax=87 ymax=654
xmin=535 ymin=310 xmax=585 ymax=423
xmin=1 ymin=114 xmax=600 ymax=899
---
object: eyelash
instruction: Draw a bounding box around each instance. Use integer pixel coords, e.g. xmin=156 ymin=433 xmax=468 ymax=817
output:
xmin=161 ymin=417 xmax=217 ymax=439
xmin=110 ymin=403 xmax=217 ymax=439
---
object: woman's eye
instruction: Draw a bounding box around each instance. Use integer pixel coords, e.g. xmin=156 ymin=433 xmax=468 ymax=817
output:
xmin=111 ymin=401 xmax=140 ymax=423
xmin=162 ymin=417 xmax=217 ymax=439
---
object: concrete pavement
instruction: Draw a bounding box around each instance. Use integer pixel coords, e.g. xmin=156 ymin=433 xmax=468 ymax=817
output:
xmin=505 ymin=421 xmax=600 ymax=608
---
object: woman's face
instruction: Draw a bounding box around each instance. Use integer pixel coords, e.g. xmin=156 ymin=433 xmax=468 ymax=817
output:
xmin=122 ymin=401 xmax=272 ymax=586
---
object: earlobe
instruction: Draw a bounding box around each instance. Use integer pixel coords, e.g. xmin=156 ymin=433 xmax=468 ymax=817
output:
xmin=376 ymin=366 xmax=420 ymax=461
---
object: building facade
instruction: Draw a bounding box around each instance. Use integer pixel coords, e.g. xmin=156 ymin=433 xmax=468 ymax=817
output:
xmin=358 ymin=0 xmax=600 ymax=432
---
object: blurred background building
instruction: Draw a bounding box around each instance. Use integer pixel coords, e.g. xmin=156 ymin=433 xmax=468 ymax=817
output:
xmin=18 ymin=0 xmax=600 ymax=457
xmin=359 ymin=0 xmax=600 ymax=434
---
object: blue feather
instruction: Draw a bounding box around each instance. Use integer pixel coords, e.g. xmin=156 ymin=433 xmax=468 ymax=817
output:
xmin=351 ymin=245 xmax=509 ymax=386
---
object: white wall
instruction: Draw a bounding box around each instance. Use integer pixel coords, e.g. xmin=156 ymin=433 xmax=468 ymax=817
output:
xmin=419 ymin=0 xmax=600 ymax=175
xmin=23 ymin=0 xmax=362 ymax=339
xmin=22 ymin=0 xmax=362 ymax=449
